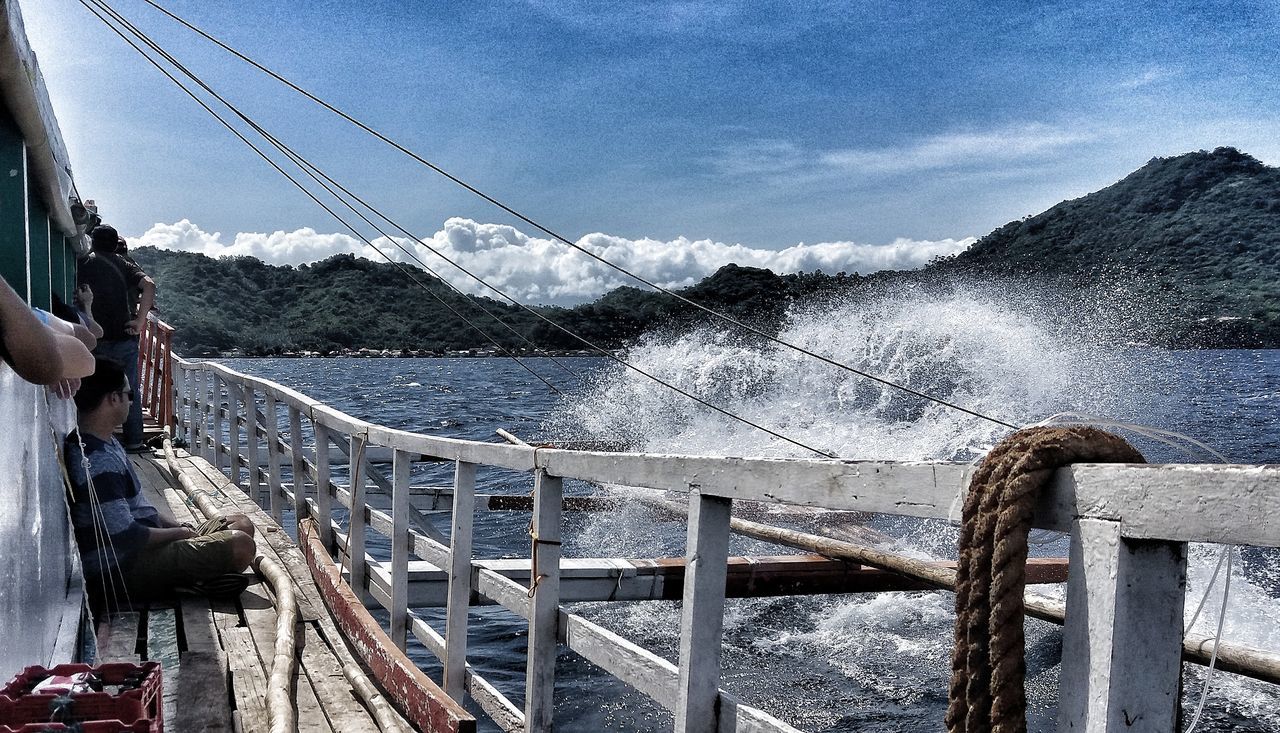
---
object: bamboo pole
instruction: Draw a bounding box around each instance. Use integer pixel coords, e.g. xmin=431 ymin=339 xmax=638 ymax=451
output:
xmin=254 ymin=555 xmax=299 ymax=733
xmin=343 ymin=663 xmax=407 ymax=733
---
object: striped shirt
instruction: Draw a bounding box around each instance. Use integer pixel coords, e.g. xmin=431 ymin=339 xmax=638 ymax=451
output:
xmin=65 ymin=432 xmax=161 ymax=578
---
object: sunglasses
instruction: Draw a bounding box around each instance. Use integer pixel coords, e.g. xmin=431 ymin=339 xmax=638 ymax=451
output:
xmin=118 ymin=389 xmax=135 ymax=401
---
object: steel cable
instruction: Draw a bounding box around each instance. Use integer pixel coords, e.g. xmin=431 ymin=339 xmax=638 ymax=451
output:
xmin=80 ymin=0 xmax=837 ymax=457
xmin=134 ymin=0 xmax=1018 ymax=432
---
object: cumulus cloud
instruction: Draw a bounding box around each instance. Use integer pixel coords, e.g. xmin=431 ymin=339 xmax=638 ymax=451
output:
xmin=134 ymin=218 xmax=973 ymax=305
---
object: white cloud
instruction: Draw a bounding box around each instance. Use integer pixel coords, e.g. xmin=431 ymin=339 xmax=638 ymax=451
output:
xmin=1117 ymin=66 xmax=1178 ymax=90
xmin=819 ymin=124 xmax=1095 ymax=173
xmin=134 ymin=218 xmax=973 ymax=305
xmin=715 ymin=123 xmax=1097 ymax=181
xmin=134 ymin=220 xmax=359 ymax=265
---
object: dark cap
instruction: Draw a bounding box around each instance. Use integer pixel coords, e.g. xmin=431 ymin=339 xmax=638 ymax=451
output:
xmin=90 ymin=225 xmax=119 ymax=252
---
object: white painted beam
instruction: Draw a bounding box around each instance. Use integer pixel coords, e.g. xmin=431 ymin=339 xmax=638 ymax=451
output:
xmin=1057 ymin=518 xmax=1187 ymax=731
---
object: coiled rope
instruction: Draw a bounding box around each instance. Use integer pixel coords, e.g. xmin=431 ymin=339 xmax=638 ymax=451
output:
xmin=946 ymin=426 xmax=1145 ymax=733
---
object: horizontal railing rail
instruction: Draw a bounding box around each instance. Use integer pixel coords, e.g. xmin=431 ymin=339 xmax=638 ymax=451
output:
xmin=169 ymin=355 xmax=1280 ymax=733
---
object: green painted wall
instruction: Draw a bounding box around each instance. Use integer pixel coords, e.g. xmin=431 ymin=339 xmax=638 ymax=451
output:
xmin=50 ymin=232 xmax=67 ymax=303
xmin=27 ymin=183 xmax=50 ymax=310
xmin=0 ymin=106 xmax=27 ymax=301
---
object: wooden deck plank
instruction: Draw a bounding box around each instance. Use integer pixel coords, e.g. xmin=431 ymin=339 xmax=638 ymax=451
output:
xmin=159 ymin=450 xmax=392 ymax=730
xmin=243 ymin=576 xmax=335 ymax=733
xmin=297 ymin=620 xmax=398 ymax=732
xmin=130 ymin=453 xmax=236 ymax=730
xmin=212 ymin=600 xmax=271 ymax=732
xmin=187 ymin=454 xmax=402 ymax=730
xmin=98 ymin=612 xmax=142 ymax=663
xmin=175 ymin=596 xmax=234 ymax=732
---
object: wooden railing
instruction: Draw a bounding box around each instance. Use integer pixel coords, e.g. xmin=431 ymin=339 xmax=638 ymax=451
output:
xmin=169 ymin=355 xmax=1280 ymax=733
xmin=137 ymin=313 xmax=175 ymax=432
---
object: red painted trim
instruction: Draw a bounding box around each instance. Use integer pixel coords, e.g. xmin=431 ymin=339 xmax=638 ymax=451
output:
xmin=299 ymin=519 xmax=476 ymax=733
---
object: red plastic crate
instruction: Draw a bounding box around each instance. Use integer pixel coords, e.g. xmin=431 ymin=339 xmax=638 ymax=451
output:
xmin=0 ymin=662 xmax=161 ymax=733
xmin=1 ymin=722 xmax=154 ymax=733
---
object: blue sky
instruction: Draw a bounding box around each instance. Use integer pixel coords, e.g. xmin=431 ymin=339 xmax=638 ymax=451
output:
xmin=21 ymin=0 xmax=1280 ymax=301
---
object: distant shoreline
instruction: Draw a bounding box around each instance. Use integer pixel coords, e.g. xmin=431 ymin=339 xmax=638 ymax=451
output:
xmin=206 ymin=350 xmax=615 ymax=359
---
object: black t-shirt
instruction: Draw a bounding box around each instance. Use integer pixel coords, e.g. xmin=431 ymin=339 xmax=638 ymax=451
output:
xmin=78 ymin=251 xmax=145 ymax=340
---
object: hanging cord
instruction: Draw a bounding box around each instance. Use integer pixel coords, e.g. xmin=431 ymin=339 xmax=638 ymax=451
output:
xmin=64 ymin=425 xmax=136 ymax=614
xmin=78 ymin=0 xmax=839 ymax=459
xmin=1185 ymin=547 xmax=1229 ymax=634
xmin=78 ymin=0 xmax=568 ymax=397
xmin=1183 ymin=547 xmax=1233 ymax=733
xmin=131 ymin=0 xmax=1018 ymax=433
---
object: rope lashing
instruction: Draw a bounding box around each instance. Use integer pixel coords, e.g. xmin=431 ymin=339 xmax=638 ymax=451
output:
xmin=946 ymin=426 xmax=1145 ymax=733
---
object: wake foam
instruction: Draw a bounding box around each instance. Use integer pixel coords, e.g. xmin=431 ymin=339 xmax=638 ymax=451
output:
xmin=549 ymin=286 xmax=1129 ymax=460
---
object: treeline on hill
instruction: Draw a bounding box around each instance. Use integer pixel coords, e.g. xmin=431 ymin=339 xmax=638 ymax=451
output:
xmin=130 ymin=248 xmax=854 ymax=355
xmin=132 ymin=147 xmax=1280 ymax=355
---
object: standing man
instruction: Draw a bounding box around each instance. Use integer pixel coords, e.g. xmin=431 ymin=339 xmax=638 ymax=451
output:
xmin=78 ymin=225 xmax=155 ymax=452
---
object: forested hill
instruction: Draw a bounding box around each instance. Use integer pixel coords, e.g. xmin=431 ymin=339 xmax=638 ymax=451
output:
xmin=130 ymin=248 xmax=850 ymax=355
xmin=934 ymin=146 xmax=1280 ymax=343
xmin=132 ymin=147 xmax=1280 ymax=354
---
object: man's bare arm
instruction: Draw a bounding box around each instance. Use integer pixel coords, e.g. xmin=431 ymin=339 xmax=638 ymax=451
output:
xmin=0 ymin=277 xmax=64 ymax=384
xmin=127 ymin=276 xmax=156 ymax=335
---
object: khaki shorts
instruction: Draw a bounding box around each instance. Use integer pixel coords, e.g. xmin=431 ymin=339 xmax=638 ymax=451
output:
xmin=125 ymin=516 xmax=240 ymax=591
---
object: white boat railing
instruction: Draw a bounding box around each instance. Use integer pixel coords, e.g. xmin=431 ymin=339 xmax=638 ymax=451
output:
xmin=169 ymin=355 xmax=1280 ymax=733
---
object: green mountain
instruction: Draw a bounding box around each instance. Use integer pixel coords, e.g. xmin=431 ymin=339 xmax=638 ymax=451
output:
xmin=934 ymin=146 xmax=1280 ymax=345
xmin=131 ymin=147 xmax=1280 ymax=354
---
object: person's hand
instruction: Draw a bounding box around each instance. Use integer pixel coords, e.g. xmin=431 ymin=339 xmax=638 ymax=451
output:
xmin=50 ymin=377 xmax=80 ymax=400
xmin=125 ymin=316 xmax=146 ymax=335
xmin=177 ymin=526 xmax=197 ymax=540
xmin=74 ymin=284 xmax=93 ymax=310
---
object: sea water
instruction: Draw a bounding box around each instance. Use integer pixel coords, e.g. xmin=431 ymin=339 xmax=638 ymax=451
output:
xmin=220 ymin=292 xmax=1280 ymax=732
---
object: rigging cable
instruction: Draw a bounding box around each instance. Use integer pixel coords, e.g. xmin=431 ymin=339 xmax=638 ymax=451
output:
xmin=134 ymin=0 xmax=1018 ymax=432
xmin=78 ymin=0 xmax=568 ymax=396
xmin=93 ymin=0 xmax=585 ymax=387
xmin=80 ymin=0 xmax=836 ymax=457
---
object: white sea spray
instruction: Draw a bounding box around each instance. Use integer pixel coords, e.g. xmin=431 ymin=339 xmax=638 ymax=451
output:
xmin=548 ymin=287 xmax=1280 ymax=731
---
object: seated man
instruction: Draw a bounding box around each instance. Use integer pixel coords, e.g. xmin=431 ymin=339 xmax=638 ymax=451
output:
xmin=66 ymin=357 xmax=256 ymax=603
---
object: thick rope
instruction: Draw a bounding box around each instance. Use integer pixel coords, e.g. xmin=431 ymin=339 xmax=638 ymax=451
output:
xmin=946 ymin=426 xmax=1145 ymax=733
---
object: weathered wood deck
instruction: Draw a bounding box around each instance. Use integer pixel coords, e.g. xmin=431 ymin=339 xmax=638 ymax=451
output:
xmin=107 ymin=444 xmax=400 ymax=732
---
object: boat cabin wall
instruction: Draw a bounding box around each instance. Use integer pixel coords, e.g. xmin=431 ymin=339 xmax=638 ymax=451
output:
xmin=0 ymin=367 xmax=81 ymax=683
xmin=0 ymin=103 xmax=78 ymax=310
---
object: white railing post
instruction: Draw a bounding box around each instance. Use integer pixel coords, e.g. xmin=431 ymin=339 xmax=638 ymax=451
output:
xmin=1057 ymin=518 xmax=1188 ymax=731
xmin=264 ymin=392 xmax=283 ymax=522
xmin=186 ymin=369 xmax=200 ymax=457
xmin=212 ymin=374 xmax=226 ymax=473
xmin=390 ymin=448 xmax=411 ymax=650
xmin=313 ymin=422 xmax=334 ymax=551
xmin=524 ymin=470 xmax=563 ymax=733
xmin=228 ymin=381 xmax=242 ymax=488
xmin=444 ymin=460 xmax=477 ymax=701
xmin=201 ymin=370 xmax=215 ymax=463
xmin=347 ymin=433 xmax=368 ymax=597
xmin=244 ymin=385 xmax=261 ymax=508
xmin=675 ymin=490 xmax=733 ymax=733
xmin=289 ymin=406 xmax=306 ymax=525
